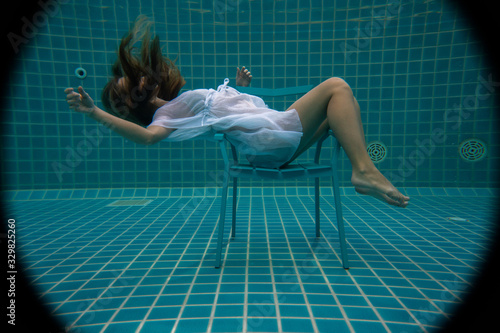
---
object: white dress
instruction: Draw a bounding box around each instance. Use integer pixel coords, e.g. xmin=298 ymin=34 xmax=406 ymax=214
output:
xmin=148 ymin=79 xmax=303 ymax=168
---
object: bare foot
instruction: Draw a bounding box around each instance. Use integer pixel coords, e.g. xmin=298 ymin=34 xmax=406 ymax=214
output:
xmin=351 ymin=168 xmax=410 ymax=208
xmin=236 ymin=66 xmax=252 ymax=87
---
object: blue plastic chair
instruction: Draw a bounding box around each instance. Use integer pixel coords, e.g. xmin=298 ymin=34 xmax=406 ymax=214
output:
xmin=213 ymin=128 xmax=349 ymax=269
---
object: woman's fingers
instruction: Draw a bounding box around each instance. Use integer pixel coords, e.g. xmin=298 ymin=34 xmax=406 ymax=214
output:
xmin=236 ymin=67 xmax=252 ymax=87
xmin=65 ymin=88 xmax=78 ymax=99
xmin=237 ymin=67 xmax=252 ymax=77
xmin=64 ymin=86 xmax=95 ymax=114
xmin=78 ymin=86 xmax=88 ymax=98
xmin=240 ymin=66 xmax=251 ymax=76
xmin=65 ymin=87 xmax=85 ymax=102
xmin=65 ymin=87 xmax=82 ymax=109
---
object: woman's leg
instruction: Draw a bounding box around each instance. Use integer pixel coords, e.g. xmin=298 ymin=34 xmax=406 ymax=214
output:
xmin=287 ymin=77 xmax=410 ymax=208
xmin=288 ymin=95 xmax=364 ymax=161
xmin=286 ymin=119 xmax=329 ymax=162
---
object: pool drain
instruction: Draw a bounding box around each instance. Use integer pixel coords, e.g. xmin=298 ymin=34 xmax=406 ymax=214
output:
xmin=367 ymin=141 xmax=387 ymax=163
xmin=459 ymin=139 xmax=487 ymax=162
xmin=74 ymin=67 xmax=87 ymax=79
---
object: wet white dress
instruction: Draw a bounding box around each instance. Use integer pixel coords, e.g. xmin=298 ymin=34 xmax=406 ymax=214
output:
xmin=148 ymin=79 xmax=303 ymax=168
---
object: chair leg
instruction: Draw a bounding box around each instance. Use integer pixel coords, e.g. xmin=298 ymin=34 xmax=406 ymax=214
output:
xmin=215 ymin=171 xmax=230 ymax=268
xmin=331 ymin=173 xmax=349 ymax=270
xmin=231 ymin=178 xmax=237 ymax=238
xmin=315 ymin=178 xmax=320 ymax=237
xmin=330 ymin=137 xmax=349 ymax=269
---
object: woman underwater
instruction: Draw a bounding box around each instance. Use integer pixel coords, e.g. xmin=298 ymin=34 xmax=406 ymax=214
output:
xmin=65 ymin=16 xmax=409 ymax=208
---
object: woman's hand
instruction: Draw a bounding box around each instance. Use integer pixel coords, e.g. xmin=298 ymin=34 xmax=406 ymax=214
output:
xmin=236 ymin=66 xmax=252 ymax=87
xmin=65 ymin=86 xmax=96 ymax=115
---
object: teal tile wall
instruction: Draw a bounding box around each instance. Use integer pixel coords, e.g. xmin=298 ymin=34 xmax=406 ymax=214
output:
xmin=2 ymin=0 xmax=498 ymax=190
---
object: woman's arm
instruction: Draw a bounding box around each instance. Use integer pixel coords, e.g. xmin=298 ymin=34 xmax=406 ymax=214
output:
xmin=65 ymin=86 xmax=171 ymax=145
xmin=88 ymin=107 xmax=171 ymax=145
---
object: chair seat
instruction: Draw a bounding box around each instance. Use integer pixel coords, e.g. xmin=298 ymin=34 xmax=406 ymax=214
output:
xmin=229 ymin=163 xmax=333 ymax=180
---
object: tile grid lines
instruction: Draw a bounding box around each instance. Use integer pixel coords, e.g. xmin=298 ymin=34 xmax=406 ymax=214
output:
xmin=4 ymin=187 xmax=496 ymax=202
xmin=44 ymin=200 xmax=150 ymax=321
xmin=411 ymin=195 xmax=492 ymax=226
xmin=415 ymin=196 xmax=494 ymax=242
xmin=166 ymin=197 xmax=219 ymax=333
xmin=163 ymin=197 xmax=247 ymax=332
xmin=280 ymin=195 xmax=353 ymax=333
xmin=38 ymin=202 xmax=129 ymax=286
xmin=35 ymin=199 xmax=141 ymax=308
xmin=272 ymin=195 xmax=320 ymax=332
xmin=382 ymin=197 xmax=486 ymax=276
xmin=202 ymin=198 xmax=243 ymax=332
xmin=324 ymin=197 xmax=430 ymax=330
xmin=336 ymin=197 xmax=444 ymax=331
xmin=410 ymin=198 xmax=492 ymax=280
xmin=207 ymin=195 xmax=236 ymax=333
xmin=293 ymin=195 xmax=396 ymax=333
xmin=264 ymin=195 xmax=284 ymax=333
xmin=70 ymin=197 xmax=193 ymax=330
xmin=186 ymin=0 xmax=196 ymax=94
xmin=17 ymin=198 xmax=84 ymax=249
xmin=338 ymin=198 xmax=427 ymax=272
xmin=337 ymin=197 xmax=465 ymax=316
xmin=246 ymin=196 xmax=272 ymax=330
xmin=349 ymin=195 xmax=481 ymax=284
xmin=13 ymin=200 xmax=56 ymax=253
xmin=16 ymin=200 xmax=68 ymax=278
xmin=8 ymin=192 xmax=495 ymax=332
xmin=7 ymin=1 xmax=499 ymax=190
xmin=128 ymin=197 xmax=216 ymax=331
xmin=347 ymin=195 xmax=464 ymax=281
xmin=20 ymin=199 xmax=111 ymax=277
xmin=237 ymin=193 xmax=252 ymax=333
xmin=402 ymin=198 xmax=490 ymax=262
xmin=245 ymin=196 xmax=274 ymax=332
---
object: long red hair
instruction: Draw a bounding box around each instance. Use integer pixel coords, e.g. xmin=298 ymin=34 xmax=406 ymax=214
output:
xmin=101 ymin=16 xmax=185 ymax=126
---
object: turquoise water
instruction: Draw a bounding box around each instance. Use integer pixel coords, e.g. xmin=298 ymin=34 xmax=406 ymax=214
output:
xmin=2 ymin=0 xmax=498 ymax=189
xmin=2 ymin=0 xmax=499 ymax=332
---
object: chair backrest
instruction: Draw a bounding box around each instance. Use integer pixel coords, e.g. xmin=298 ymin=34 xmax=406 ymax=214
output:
xmin=235 ymin=85 xmax=314 ymax=96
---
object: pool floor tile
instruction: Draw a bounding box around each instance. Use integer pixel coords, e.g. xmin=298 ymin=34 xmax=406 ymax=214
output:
xmin=246 ymin=318 xmax=279 ymax=332
xmin=350 ymin=320 xmax=388 ymax=333
xmin=281 ymin=318 xmax=315 ymax=332
xmin=9 ymin=193 xmax=495 ymax=332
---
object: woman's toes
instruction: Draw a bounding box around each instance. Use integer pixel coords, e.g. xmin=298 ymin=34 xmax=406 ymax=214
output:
xmin=352 ymin=170 xmax=409 ymax=208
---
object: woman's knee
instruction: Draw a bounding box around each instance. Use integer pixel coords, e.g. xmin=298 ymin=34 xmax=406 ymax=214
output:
xmin=324 ymin=77 xmax=352 ymax=94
